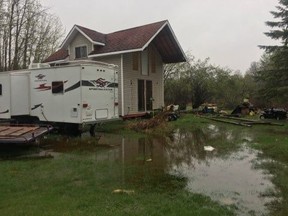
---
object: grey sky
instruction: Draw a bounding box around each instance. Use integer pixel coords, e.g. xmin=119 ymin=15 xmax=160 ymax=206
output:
xmin=42 ymin=0 xmax=278 ymax=73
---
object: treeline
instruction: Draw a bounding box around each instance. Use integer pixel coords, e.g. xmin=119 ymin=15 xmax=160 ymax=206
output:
xmin=164 ymin=52 xmax=287 ymax=110
xmin=165 ymin=0 xmax=288 ymax=110
xmin=0 ymin=0 xmax=64 ymax=71
xmin=164 ymin=53 xmax=255 ymax=109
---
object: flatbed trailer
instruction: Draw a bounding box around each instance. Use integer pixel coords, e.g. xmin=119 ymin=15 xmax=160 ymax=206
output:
xmin=0 ymin=124 xmax=53 ymax=144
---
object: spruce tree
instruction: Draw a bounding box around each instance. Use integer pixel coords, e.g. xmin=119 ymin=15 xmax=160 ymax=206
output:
xmin=257 ymin=0 xmax=288 ymax=104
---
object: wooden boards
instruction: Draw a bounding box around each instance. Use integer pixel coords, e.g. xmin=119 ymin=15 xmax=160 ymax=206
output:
xmin=0 ymin=126 xmax=39 ymax=137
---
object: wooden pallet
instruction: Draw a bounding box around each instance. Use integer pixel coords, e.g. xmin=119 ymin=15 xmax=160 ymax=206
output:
xmin=0 ymin=126 xmax=39 ymax=137
xmin=0 ymin=124 xmax=53 ymax=144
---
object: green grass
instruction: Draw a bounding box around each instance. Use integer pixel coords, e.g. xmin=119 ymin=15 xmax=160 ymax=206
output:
xmin=0 ymin=151 xmax=234 ymax=216
xmin=1 ymin=114 xmax=287 ymax=216
xmin=173 ymin=114 xmax=288 ymax=215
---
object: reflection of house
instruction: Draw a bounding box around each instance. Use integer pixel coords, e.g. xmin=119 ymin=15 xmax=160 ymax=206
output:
xmin=44 ymin=20 xmax=186 ymax=117
xmin=96 ymin=134 xmax=165 ymax=168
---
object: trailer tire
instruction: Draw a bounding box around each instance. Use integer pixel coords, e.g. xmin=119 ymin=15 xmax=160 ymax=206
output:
xmin=89 ymin=124 xmax=96 ymax=137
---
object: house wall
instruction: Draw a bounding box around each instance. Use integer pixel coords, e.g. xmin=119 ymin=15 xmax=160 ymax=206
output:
xmin=93 ymin=46 xmax=164 ymax=116
xmin=69 ymin=32 xmax=92 ymax=60
xmin=122 ymin=45 xmax=164 ymax=115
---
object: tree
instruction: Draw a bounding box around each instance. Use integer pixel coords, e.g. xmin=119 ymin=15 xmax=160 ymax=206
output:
xmin=0 ymin=0 xmax=64 ymax=72
xmin=257 ymin=0 xmax=288 ymax=105
xmin=164 ymin=52 xmax=246 ymax=109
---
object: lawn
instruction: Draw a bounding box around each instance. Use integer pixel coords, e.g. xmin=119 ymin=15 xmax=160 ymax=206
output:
xmin=0 ymin=113 xmax=287 ymax=215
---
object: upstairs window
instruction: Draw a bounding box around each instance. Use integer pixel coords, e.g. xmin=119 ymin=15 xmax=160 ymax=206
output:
xmin=52 ymin=81 xmax=64 ymax=94
xmin=141 ymin=49 xmax=148 ymax=76
xmin=132 ymin=52 xmax=140 ymax=71
xmin=75 ymin=46 xmax=87 ymax=59
xmin=150 ymin=51 xmax=156 ymax=73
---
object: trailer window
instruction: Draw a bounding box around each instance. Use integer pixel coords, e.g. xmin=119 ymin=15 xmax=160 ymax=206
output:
xmin=52 ymin=81 xmax=64 ymax=94
xmin=0 ymin=84 xmax=2 ymax=96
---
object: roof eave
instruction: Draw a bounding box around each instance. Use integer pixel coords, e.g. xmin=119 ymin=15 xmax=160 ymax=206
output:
xmin=142 ymin=21 xmax=186 ymax=63
xmin=60 ymin=25 xmax=105 ymax=49
xmin=165 ymin=22 xmax=187 ymax=62
xmin=88 ymin=48 xmax=143 ymax=58
xmin=44 ymin=58 xmax=69 ymax=65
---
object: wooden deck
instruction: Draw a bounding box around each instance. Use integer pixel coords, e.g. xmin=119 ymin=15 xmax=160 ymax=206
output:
xmin=0 ymin=124 xmax=53 ymax=144
xmin=121 ymin=112 xmax=150 ymax=120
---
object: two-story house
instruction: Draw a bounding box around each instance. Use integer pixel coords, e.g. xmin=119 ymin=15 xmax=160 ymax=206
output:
xmin=44 ymin=20 xmax=186 ymax=117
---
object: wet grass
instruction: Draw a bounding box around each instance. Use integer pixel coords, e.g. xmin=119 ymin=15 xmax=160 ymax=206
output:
xmin=174 ymin=114 xmax=288 ymax=215
xmin=0 ymin=150 xmax=234 ymax=216
xmin=1 ymin=114 xmax=287 ymax=215
xmin=247 ymin=122 xmax=288 ymax=215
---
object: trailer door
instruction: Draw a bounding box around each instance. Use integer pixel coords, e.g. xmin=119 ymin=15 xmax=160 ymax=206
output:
xmin=0 ymin=73 xmax=11 ymax=119
xmin=11 ymin=73 xmax=30 ymax=116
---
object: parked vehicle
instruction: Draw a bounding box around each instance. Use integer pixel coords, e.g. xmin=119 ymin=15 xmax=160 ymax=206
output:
xmin=259 ymin=108 xmax=287 ymax=120
xmin=0 ymin=61 xmax=119 ymax=133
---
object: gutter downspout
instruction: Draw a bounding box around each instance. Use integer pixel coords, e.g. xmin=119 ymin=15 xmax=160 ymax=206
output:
xmin=121 ymin=54 xmax=124 ymax=116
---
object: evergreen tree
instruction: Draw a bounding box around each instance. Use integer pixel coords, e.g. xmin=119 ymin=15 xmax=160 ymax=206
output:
xmin=257 ymin=0 xmax=288 ymax=104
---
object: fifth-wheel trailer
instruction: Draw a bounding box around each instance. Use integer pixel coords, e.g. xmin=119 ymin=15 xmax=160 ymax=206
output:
xmin=0 ymin=70 xmax=30 ymax=119
xmin=0 ymin=61 xmax=119 ymax=133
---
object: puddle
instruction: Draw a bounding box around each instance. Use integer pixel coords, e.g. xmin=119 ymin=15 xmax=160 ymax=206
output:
xmin=166 ymin=126 xmax=279 ymax=215
xmin=0 ymin=124 xmax=280 ymax=215
xmin=169 ymin=147 xmax=276 ymax=215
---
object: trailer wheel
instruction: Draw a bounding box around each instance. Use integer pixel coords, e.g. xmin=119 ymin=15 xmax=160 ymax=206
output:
xmin=89 ymin=124 xmax=96 ymax=137
xmin=259 ymin=115 xmax=265 ymax=119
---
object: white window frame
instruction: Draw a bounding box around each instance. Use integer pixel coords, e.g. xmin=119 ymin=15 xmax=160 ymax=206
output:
xmin=75 ymin=45 xmax=88 ymax=59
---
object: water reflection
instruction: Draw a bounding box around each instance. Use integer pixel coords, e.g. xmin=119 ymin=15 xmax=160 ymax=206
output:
xmin=166 ymin=125 xmax=278 ymax=216
xmin=0 ymin=124 xmax=279 ymax=215
xmin=92 ymin=125 xmax=278 ymax=215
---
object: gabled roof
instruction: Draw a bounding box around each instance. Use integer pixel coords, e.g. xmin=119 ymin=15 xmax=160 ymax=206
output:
xmin=89 ymin=20 xmax=167 ymax=56
xmin=60 ymin=25 xmax=106 ymax=48
xmin=44 ymin=49 xmax=69 ymax=63
xmin=76 ymin=25 xmax=106 ymax=44
xmin=44 ymin=20 xmax=186 ymax=64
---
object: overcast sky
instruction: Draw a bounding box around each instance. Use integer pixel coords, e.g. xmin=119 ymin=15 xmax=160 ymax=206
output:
xmin=41 ymin=0 xmax=279 ymax=73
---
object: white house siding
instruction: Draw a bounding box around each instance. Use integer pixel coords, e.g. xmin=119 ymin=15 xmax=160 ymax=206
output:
xmin=122 ymin=45 xmax=164 ymax=115
xmin=93 ymin=47 xmax=164 ymax=115
xmin=69 ymin=33 xmax=92 ymax=60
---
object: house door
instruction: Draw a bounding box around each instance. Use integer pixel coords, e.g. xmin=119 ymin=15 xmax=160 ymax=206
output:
xmin=138 ymin=80 xmax=153 ymax=111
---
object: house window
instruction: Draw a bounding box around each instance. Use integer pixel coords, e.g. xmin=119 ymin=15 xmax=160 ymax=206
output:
xmin=52 ymin=81 xmax=64 ymax=94
xmin=75 ymin=46 xmax=87 ymax=59
xmin=132 ymin=52 xmax=139 ymax=71
xmin=141 ymin=49 xmax=148 ymax=76
xmin=150 ymin=51 xmax=156 ymax=73
xmin=0 ymin=84 xmax=2 ymax=96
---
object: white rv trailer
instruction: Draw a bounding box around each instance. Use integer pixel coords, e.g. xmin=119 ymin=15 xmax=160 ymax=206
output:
xmin=0 ymin=72 xmax=11 ymax=119
xmin=29 ymin=61 xmax=119 ymax=127
xmin=0 ymin=70 xmax=30 ymax=120
xmin=0 ymin=61 xmax=119 ymax=132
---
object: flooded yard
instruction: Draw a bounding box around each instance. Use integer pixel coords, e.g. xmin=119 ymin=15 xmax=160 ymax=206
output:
xmin=0 ymin=116 xmax=287 ymax=215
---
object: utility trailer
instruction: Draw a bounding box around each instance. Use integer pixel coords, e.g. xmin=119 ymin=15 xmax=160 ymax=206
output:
xmin=0 ymin=61 xmax=119 ymax=134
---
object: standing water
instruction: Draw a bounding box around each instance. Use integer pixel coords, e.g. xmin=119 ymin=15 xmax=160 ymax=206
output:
xmin=0 ymin=123 xmax=280 ymax=215
xmin=166 ymin=126 xmax=278 ymax=215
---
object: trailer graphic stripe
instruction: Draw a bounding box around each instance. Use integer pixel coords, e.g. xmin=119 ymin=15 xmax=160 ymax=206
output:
xmin=107 ymin=83 xmax=118 ymax=88
xmin=0 ymin=109 xmax=9 ymax=114
xmin=34 ymin=83 xmax=51 ymax=91
xmin=65 ymin=81 xmax=80 ymax=92
xmin=82 ymin=80 xmax=94 ymax=87
xmin=31 ymin=103 xmax=42 ymax=110
xmin=62 ymin=79 xmax=119 ymax=93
